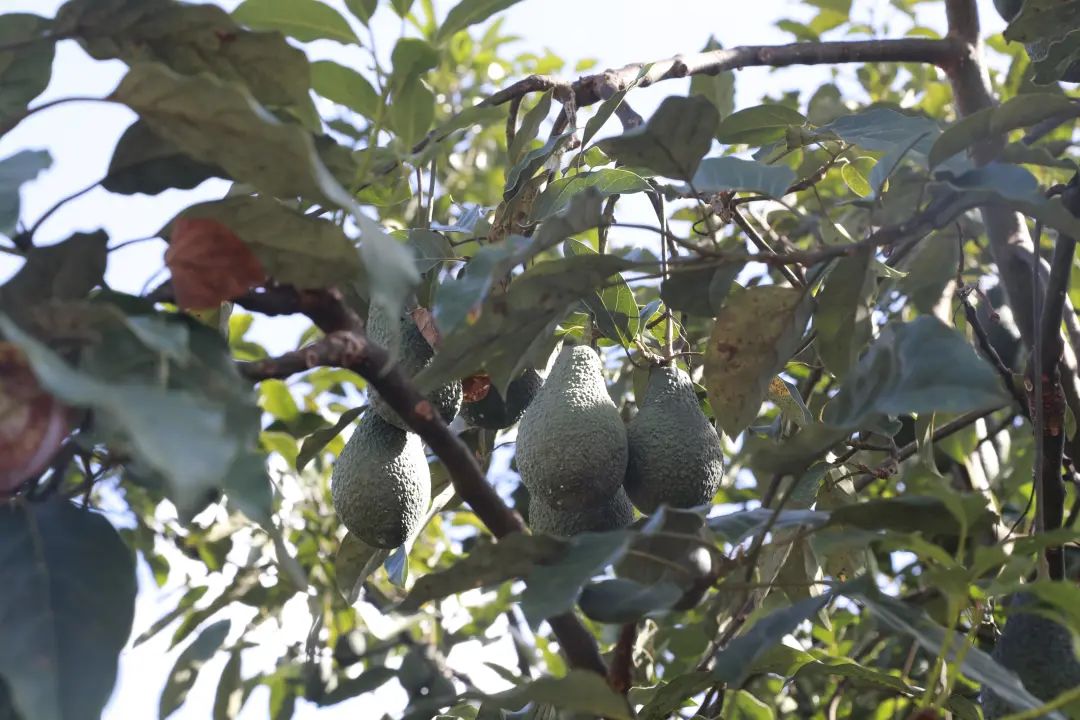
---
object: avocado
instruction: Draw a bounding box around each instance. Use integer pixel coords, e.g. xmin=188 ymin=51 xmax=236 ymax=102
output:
xmin=367 ymin=305 xmax=462 ymax=429
xmin=515 ymin=345 xmax=628 ymax=508
xmin=614 ymin=510 xmax=715 ymax=611
xmin=461 ymin=368 xmax=544 ymax=430
xmin=624 ymin=364 xmax=724 ymax=514
xmin=331 ymin=412 xmax=431 ymax=549
xmin=528 ymin=488 xmax=634 ymax=537
xmin=981 ymin=593 xmax=1080 ymax=718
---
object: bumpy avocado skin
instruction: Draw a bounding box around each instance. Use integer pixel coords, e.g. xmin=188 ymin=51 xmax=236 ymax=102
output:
xmin=624 ymin=365 xmax=724 ymax=514
xmin=528 ymin=488 xmax=634 ymax=537
xmin=981 ymin=593 xmax=1080 ymax=718
xmin=331 ymin=412 xmax=431 ymax=549
xmin=516 ymin=345 xmax=628 ymax=508
xmin=461 ymin=368 xmax=544 ymax=430
xmin=367 ymin=305 xmax=463 ymax=429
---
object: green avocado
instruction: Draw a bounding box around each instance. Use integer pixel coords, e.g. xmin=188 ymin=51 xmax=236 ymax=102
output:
xmin=516 ymin=345 xmax=628 ymax=508
xmin=461 ymin=368 xmax=544 ymax=430
xmin=367 ymin=305 xmax=462 ymax=429
xmin=614 ymin=510 xmax=714 ymax=611
xmin=331 ymin=412 xmax=431 ymax=549
xmin=624 ymin=364 xmax=724 ymax=514
xmin=981 ymin=593 xmax=1080 ymax=718
xmin=528 ymin=488 xmax=634 ymax=537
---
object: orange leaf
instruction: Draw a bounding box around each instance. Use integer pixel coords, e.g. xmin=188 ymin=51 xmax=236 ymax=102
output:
xmin=410 ymin=306 xmax=442 ymax=349
xmin=165 ymin=217 xmax=267 ymax=310
xmin=462 ymin=373 xmax=492 ymax=403
xmin=0 ymin=343 xmax=70 ymax=493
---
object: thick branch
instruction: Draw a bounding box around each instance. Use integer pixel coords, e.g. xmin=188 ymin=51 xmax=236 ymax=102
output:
xmin=607 ymin=622 xmax=638 ymax=695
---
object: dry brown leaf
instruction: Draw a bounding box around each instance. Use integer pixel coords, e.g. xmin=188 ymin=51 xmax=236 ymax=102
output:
xmin=461 ymin=373 xmax=492 ymax=403
xmin=0 ymin=343 xmax=70 ymax=493
xmin=165 ymin=217 xmax=267 ymax=310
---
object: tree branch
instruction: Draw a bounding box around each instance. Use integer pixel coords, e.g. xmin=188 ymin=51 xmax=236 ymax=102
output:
xmin=607 ymin=622 xmax=638 ymax=695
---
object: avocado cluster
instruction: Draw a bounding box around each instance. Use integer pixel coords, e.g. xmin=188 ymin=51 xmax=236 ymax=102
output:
xmin=981 ymin=593 xmax=1080 ymax=718
xmin=331 ymin=307 xmax=463 ymax=549
xmin=515 ymin=348 xmax=724 ymax=547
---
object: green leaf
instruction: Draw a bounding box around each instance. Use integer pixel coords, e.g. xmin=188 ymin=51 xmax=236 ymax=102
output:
xmin=929 ymin=93 xmax=1077 ymax=168
xmin=1004 ymin=0 xmax=1080 ymax=44
xmin=638 ymin=672 xmax=714 ymax=720
xmin=485 ymin=670 xmax=633 ymax=720
xmin=169 ymin=195 xmax=362 ymax=290
xmin=416 ymin=253 xmax=636 ymax=396
xmin=74 ymin=3 xmax=317 ymax=124
xmin=704 ymin=286 xmax=814 ymax=437
xmin=828 ymin=495 xmax=994 ymax=537
xmin=578 ymin=578 xmax=682 ymax=623
xmin=109 ymin=63 xmax=341 ymax=204
xmin=399 ymin=533 xmax=566 ymax=613
xmin=0 ymin=149 xmax=51 ymax=237
xmin=532 ymin=169 xmax=649 ymax=220
xmin=661 ymin=263 xmax=740 ymax=317
xmin=813 ymin=248 xmax=874 ymax=378
xmin=232 ymin=0 xmax=359 ymax=44
xmin=503 ymin=131 xmax=574 ymax=201
xmin=432 ymin=237 xmax=528 ymax=334
xmin=691 ymin=156 xmax=795 ymax=199
xmin=0 ymin=230 xmax=106 ymax=312
xmin=103 ymin=121 xmax=226 ymax=196
xmin=0 ymin=500 xmax=136 ymax=720
xmin=212 ymin=651 xmax=243 ymax=720
xmin=436 ymin=0 xmax=524 ymax=42
xmin=0 ymin=14 xmax=54 ymax=129
xmin=520 ymin=530 xmax=631 ymax=627
xmin=297 ymin=406 xmax=364 ymax=471
xmin=344 ymin=0 xmax=378 ymax=25
xmin=160 ymin=620 xmax=231 ymax=719
xmin=723 ymin=690 xmax=774 ymax=720
xmin=564 ymin=239 xmax=639 ymax=345
xmin=391 ymin=0 xmax=416 ymax=17
xmin=356 ymin=213 xmax=421 ymax=337
xmin=850 ymin=586 xmax=1065 ymax=719
xmin=388 ymin=76 xmax=435 ymax=148
xmin=390 ymin=37 xmax=440 ymax=84
xmin=336 ymin=533 xmax=391 ymax=604
xmin=507 ymin=91 xmax=551 ymax=163
xmin=823 ymin=316 xmax=1008 ymax=428
xmin=598 ymin=95 xmax=718 ymax=181
xmin=707 ymin=508 xmax=830 ymax=544
xmin=318 ymin=668 xmax=396 ymax=706
xmin=897 ymin=233 xmax=961 ymax=315
xmin=311 ymin=60 xmax=380 ymax=119
xmin=716 ymin=104 xmax=806 ymax=145
xmin=689 ymin=36 xmax=735 ymax=135
xmin=579 ymin=65 xmax=651 ymax=149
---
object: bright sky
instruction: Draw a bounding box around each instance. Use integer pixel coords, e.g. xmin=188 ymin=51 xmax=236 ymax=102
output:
xmin=1 ymin=1 xmax=1008 ymax=718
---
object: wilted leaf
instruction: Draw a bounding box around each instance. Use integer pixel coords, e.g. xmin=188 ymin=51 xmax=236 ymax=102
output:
xmin=0 ymin=342 xmax=69 ymax=493
xmin=166 ymin=217 xmax=267 ymax=310
xmin=704 ymin=285 xmax=813 ymax=437
xmin=169 ymin=196 xmax=362 ymax=291
xmin=766 ymin=376 xmax=813 ymax=428
xmin=0 ymin=500 xmax=136 ymax=720
xmin=598 ymin=95 xmax=719 ymax=180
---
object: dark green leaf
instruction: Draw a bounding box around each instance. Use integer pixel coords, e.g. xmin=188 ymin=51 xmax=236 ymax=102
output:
xmin=519 ymin=530 xmax=631 ymax=627
xmin=389 ymin=76 xmax=435 ymax=148
xmin=335 ymin=533 xmax=390 ymax=603
xmin=169 ymin=195 xmax=362 ymax=290
xmin=503 ymin=131 xmax=574 ymax=201
xmin=436 ymin=0 xmax=524 ymax=42
xmin=638 ymin=672 xmax=713 ymax=720
xmin=160 ymin=620 xmax=231 ymax=719
xmin=704 ymin=286 xmax=814 ymax=437
xmin=813 ymin=248 xmax=874 ymax=378
xmin=689 ymin=37 xmax=735 ymax=135
xmin=390 ymin=37 xmax=440 ymax=84
xmin=578 ymin=578 xmax=682 ymax=623
xmin=484 ymin=670 xmax=633 ymax=720
xmin=660 ymin=263 xmax=740 ymax=317
xmin=598 ymin=95 xmax=719 ymax=180
xmin=507 ymin=91 xmax=551 ymax=163
xmin=829 ymin=495 xmax=994 ymax=536
xmin=319 ymin=668 xmax=396 ymax=705
xmin=109 ymin=63 xmax=342 ymax=204
xmin=344 ymin=0 xmax=378 ymax=25
xmin=0 ymin=231 xmax=107 ymax=312
xmin=212 ymin=651 xmax=243 ymax=720
xmin=433 ymin=237 xmax=528 ymax=334
xmin=823 ymin=316 xmax=1008 ymax=428
xmin=399 ymin=533 xmax=566 ymax=613
xmin=707 ymin=508 xmax=830 ymax=544
xmin=0 ymin=500 xmax=136 ymax=720
xmin=356 ymin=213 xmax=421 ymax=340
xmin=296 ymin=406 xmax=364 ymax=471
xmin=0 ymin=149 xmax=51 ymax=236
xmin=564 ymin=240 xmax=639 ymax=345
xmin=104 ymin=121 xmax=226 ymax=195
xmin=691 ymin=157 xmax=796 ymax=199
xmin=0 ymin=14 xmax=53 ymax=130
xmin=232 ymin=0 xmax=359 ymax=44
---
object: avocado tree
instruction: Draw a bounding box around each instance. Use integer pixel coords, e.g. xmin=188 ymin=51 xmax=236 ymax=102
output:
xmin=3 ymin=0 xmax=1080 ymax=718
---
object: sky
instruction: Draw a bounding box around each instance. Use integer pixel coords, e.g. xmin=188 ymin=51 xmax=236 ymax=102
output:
xmin=0 ymin=0 xmax=1009 ymax=718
